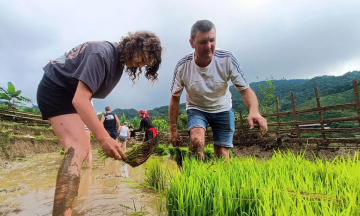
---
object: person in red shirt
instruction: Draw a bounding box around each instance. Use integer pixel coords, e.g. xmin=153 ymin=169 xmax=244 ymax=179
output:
xmin=133 ymin=110 xmax=158 ymax=142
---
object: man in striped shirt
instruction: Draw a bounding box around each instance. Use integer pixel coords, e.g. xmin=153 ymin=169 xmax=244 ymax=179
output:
xmin=169 ymin=20 xmax=268 ymax=160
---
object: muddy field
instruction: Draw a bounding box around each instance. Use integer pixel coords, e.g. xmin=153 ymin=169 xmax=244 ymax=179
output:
xmin=0 ymin=151 xmax=159 ymax=216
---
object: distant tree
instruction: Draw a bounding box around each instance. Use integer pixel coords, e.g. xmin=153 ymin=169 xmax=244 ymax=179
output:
xmin=153 ymin=119 xmax=169 ymax=132
xmin=0 ymin=82 xmax=31 ymax=109
xmin=120 ymin=113 xmax=126 ymax=125
xmin=177 ymin=114 xmax=188 ymax=130
xmin=130 ymin=117 xmax=140 ymax=128
xmin=257 ymin=77 xmax=277 ymax=114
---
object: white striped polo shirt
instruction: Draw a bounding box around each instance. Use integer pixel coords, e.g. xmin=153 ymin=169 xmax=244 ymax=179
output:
xmin=170 ymin=49 xmax=249 ymax=113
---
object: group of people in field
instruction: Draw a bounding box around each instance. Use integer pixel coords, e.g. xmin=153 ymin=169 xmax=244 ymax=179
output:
xmin=36 ymin=20 xmax=268 ymax=215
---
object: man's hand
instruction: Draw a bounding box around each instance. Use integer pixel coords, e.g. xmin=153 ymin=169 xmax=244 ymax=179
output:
xmin=169 ymin=124 xmax=180 ymax=147
xmin=247 ymin=113 xmax=268 ymax=137
xmin=100 ymin=137 xmax=127 ymax=160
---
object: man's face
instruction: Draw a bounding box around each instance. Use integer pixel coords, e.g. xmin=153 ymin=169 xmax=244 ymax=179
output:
xmin=189 ymin=28 xmax=216 ymax=63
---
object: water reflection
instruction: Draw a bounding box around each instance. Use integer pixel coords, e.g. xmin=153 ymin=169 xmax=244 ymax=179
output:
xmin=120 ymin=164 xmax=129 ymax=178
xmin=0 ymin=151 xmax=158 ymax=216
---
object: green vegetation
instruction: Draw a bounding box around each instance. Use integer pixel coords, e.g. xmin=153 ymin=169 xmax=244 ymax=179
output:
xmin=143 ymin=157 xmax=172 ymax=191
xmin=143 ymin=151 xmax=360 ymax=215
xmin=257 ymin=77 xmax=278 ymax=114
xmin=0 ymin=82 xmax=31 ymax=109
xmin=105 ymin=71 xmax=360 ymax=132
xmin=35 ymin=135 xmax=45 ymax=140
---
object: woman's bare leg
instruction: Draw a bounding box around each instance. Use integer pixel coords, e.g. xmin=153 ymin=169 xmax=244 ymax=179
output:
xmin=84 ymin=130 xmax=93 ymax=168
xmin=49 ymin=113 xmax=90 ymax=216
xmin=123 ymin=141 xmax=127 ymax=150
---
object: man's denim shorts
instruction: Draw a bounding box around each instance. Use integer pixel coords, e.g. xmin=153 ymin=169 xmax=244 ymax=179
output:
xmin=187 ymin=109 xmax=235 ymax=148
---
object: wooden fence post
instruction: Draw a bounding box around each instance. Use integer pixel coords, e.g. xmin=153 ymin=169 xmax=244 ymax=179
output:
xmin=352 ymin=80 xmax=360 ymax=132
xmin=276 ymin=97 xmax=280 ymax=136
xmin=315 ymin=87 xmax=327 ymax=143
xmin=290 ymin=91 xmax=301 ymax=145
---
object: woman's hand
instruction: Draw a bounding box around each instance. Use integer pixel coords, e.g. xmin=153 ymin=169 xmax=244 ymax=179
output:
xmin=100 ymin=137 xmax=127 ymax=160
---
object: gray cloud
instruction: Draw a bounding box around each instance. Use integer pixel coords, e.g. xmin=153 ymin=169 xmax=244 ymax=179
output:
xmin=1 ymin=0 xmax=359 ymax=113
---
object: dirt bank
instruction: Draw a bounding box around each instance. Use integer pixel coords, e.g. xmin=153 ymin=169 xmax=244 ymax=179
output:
xmin=232 ymin=144 xmax=359 ymax=161
xmin=0 ymin=133 xmax=100 ymax=164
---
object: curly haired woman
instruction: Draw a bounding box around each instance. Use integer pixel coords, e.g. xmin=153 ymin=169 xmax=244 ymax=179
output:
xmin=36 ymin=31 xmax=162 ymax=216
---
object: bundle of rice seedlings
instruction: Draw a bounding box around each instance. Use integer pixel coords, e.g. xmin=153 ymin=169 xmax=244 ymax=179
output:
xmin=174 ymin=140 xmax=183 ymax=168
xmin=98 ymin=134 xmax=160 ymax=167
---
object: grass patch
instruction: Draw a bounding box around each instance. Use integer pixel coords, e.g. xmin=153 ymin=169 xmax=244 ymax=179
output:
xmin=143 ymin=151 xmax=360 ymax=215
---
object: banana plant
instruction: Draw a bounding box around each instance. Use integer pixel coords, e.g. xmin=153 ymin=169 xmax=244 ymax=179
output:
xmin=0 ymin=82 xmax=31 ymax=109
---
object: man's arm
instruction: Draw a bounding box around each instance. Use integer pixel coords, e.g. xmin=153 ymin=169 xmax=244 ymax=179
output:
xmin=169 ymin=95 xmax=180 ymax=127
xmin=240 ymin=87 xmax=268 ymax=136
xmin=100 ymin=115 xmax=105 ymax=124
xmin=168 ymin=95 xmax=181 ymax=146
xmin=115 ymin=115 xmax=121 ymax=131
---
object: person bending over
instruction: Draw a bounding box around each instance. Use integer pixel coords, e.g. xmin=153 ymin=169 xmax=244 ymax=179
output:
xmin=133 ymin=110 xmax=157 ymax=142
xmin=36 ymin=31 xmax=162 ymax=216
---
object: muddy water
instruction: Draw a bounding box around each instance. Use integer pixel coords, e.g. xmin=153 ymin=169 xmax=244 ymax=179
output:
xmin=0 ymin=151 xmax=160 ymax=216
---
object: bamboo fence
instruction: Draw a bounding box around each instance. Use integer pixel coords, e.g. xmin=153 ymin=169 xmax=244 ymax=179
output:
xmin=178 ymin=80 xmax=360 ymax=148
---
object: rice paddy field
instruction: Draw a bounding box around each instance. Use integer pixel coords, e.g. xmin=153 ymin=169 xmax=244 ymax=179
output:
xmin=143 ymin=151 xmax=360 ymax=216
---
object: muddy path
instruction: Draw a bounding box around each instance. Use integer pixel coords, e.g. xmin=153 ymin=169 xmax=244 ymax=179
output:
xmin=0 ymin=151 xmax=159 ymax=216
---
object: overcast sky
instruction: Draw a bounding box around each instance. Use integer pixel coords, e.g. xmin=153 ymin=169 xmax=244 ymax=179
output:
xmin=1 ymin=0 xmax=360 ymax=113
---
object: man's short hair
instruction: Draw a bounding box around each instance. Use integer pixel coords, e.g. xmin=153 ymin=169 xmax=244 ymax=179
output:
xmin=105 ymin=106 xmax=111 ymax=111
xmin=123 ymin=122 xmax=128 ymax=126
xmin=190 ymin=20 xmax=216 ymax=40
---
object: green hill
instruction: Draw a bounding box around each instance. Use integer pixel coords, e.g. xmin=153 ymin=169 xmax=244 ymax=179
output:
xmin=230 ymin=70 xmax=360 ymax=113
xmin=110 ymin=71 xmax=360 ymax=121
xmin=290 ymin=88 xmax=359 ymax=128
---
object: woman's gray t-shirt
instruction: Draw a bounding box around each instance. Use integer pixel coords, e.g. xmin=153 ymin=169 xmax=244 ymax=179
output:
xmin=43 ymin=41 xmax=123 ymax=98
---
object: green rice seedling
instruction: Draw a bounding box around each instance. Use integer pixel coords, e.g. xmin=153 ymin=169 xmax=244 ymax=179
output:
xmin=161 ymin=150 xmax=169 ymax=156
xmin=179 ymin=147 xmax=189 ymax=158
xmin=60 ymin=147 xmax=64 ymax=155
xmin=145 ymin=150 xmax=360 ymax=215
xmin=35 ymin=134 xmax=44 ymax=140
xmin=143 ymin=157 xmax=171 ymax=191
xmin=98 ymin=135 xmax=160 ymax=167
xmin=156 ymin=144 xmax=166 ymax=155
xmin=204 ymin=145 xmax=214 ymax=161
xmin=168 ymin=145 xmax=176 ymax=156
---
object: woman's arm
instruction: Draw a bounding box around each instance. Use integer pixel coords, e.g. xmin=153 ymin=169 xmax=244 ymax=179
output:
xmin=72 ymin=81 xmax=126 ymax=160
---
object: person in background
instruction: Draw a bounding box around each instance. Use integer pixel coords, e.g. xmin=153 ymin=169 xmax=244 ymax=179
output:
xmin=133 ymin=110 xmax=157 ymax=142
xmin=118 ymin=122 xmax=130 ymax=150
xmin=100 ymin=106 xmax=120 ymax=140
xmin=128 ymin=124 xmax=137 ymax=142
